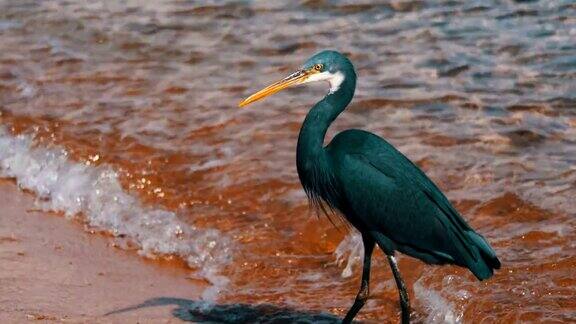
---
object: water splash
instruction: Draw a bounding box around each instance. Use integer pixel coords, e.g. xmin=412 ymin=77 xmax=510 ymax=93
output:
xmin=334 ymin=231 xmax=363 ymax=278
xmin=0 ymin=127 xmax=232 ymax=299
xmin=413 ymin=276 xmax=463 ymax=324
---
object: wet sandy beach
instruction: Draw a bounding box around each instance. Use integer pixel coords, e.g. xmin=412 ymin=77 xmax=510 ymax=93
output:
xmin=0 ymin=179 xmax=201 ymax=323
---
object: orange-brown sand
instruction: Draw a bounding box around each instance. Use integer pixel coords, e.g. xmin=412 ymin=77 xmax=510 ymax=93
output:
xmin=0 ymin=179 xmax=204 ymax=323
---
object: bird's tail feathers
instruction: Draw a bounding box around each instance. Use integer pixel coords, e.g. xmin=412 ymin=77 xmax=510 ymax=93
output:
xmin=465 ymin=231 xmax=501 ymax=280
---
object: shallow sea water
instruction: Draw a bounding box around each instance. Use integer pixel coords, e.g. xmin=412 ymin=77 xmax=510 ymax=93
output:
xmin=0 ymin=0 xmax=575 ymax=322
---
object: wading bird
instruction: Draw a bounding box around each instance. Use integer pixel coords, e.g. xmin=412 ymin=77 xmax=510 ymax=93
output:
xmin=239 ymin=50 xmax=500 ymax=323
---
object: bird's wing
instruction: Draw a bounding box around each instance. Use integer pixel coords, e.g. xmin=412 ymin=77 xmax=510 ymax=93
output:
xmin=327 ymin=130 xmax=499 ymax=278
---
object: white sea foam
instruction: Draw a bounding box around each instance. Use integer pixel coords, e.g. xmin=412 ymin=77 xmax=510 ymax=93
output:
xmin=334 ymin=231 xmax=363 ymax=278
xmin=413 ymin=277 xmax=463 ymax=324
xmin=0 ymin=127 xmax=232 ymax=300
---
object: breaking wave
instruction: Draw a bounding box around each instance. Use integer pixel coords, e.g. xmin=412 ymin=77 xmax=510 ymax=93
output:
xmin=0 ymin=127 xmax=232 ymax=300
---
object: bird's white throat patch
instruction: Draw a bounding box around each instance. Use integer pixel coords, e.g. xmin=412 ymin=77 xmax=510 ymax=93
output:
xmin=304 ymin=71 xmax=345 ymax=93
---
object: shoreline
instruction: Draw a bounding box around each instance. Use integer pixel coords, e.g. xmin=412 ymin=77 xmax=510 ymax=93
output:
xmin=0 ymin=178 xmax=204 ymax=323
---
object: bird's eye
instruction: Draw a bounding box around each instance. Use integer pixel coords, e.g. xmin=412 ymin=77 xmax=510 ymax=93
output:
xmin=314 ymin=64 xmax=323 ymax=71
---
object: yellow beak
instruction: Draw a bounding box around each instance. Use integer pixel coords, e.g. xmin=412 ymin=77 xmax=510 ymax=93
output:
xmin=238 ymin=68 xmax=317 ymax=108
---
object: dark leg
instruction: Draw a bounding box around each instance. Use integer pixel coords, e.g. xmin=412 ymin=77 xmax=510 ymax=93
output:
xmin=387 ymin=255 xmax=410 ymax=324
xmin=342 ymin=234 xmax=375 ymax=324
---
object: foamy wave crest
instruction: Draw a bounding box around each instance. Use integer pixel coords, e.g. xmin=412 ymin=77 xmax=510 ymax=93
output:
xmin=0 ymin=128 xmax=232 ymax=299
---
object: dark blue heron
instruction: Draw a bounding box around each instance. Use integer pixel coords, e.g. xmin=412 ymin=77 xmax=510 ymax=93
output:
xmin=239 ymin=50 xmax=500 ymax=323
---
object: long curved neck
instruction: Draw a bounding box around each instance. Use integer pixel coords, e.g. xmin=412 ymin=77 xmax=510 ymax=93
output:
xmin=297 ymin=72 xmax=356 ymax=168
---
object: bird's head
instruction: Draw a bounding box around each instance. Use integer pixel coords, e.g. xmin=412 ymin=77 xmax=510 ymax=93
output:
xmin=239 ymin=50 xmax=355 ymax=107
